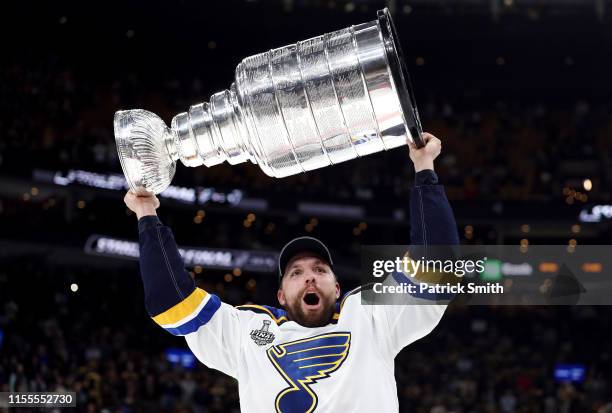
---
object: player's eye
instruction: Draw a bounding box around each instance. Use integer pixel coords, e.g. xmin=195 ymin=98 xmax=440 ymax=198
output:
xmin=315 ymin=266 xmax=326 ymax=273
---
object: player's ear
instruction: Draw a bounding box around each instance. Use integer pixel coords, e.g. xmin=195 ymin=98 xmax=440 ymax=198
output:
xmin=277 ymin=288 xmax=286 ymax=306
xmin=335 ymin=281 xmax=340 ymax=300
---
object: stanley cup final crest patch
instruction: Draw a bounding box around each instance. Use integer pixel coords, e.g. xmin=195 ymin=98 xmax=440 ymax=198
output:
xmin=251 ymin=320 xmax=275 ymax=346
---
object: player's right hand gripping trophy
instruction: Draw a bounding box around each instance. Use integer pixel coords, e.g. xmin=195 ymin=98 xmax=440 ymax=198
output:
xmin=113 ymin=8 xmax=423 ymax=194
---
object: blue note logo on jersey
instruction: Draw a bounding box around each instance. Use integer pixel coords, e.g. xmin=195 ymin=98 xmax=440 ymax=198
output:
xmin=267 ymin=332 xmax=351 ymax=413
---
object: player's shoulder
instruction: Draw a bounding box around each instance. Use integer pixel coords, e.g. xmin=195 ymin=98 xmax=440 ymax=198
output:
xmin=338 ymin=283 xmax=375 ymax=311
xmin=235 ymin=303 xmax=289 ymax=326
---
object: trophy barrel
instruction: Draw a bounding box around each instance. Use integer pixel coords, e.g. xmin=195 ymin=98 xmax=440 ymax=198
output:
xmin=232 ymin=7 xmax=423 ymax=178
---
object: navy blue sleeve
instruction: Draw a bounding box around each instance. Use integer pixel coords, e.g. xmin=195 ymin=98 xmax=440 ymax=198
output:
xmin=414 ymin=169 xmax=438 ymax=186
xmin=137 ymin=216 xmax=222 ymax=336
xmin=410 ymin=170 xmax=460 ymax=246
xmin=138 ymin=216 xmax=197 ymax=316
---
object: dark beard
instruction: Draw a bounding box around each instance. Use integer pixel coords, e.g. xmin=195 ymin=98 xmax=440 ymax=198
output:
xmin=285 ymin=297 xmax=336 ymax=328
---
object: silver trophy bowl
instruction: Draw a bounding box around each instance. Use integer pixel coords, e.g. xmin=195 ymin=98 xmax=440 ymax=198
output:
xmin=114 ymin=8 xmax=422 ymax=195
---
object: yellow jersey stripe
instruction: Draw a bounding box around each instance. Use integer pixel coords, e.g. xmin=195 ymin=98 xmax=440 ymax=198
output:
xmin=152 ymin=288 xmax=208 ymax=326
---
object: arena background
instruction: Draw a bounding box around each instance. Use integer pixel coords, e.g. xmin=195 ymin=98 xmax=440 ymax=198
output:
xmin=1 ymin=0 xmax=611 ymax=411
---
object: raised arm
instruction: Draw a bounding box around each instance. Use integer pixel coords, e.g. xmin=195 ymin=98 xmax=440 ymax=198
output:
xmin=363 ymin=133 xmax=459 ymax=359
xmin=124 ymin=192 xmax=243 ymax=378
xmin=408 ymin=133 xmax=460 ymax=246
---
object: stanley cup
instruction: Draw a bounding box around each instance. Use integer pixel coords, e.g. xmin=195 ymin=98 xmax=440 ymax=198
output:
xmin=114 ymin=8 xmax=423 ymax=194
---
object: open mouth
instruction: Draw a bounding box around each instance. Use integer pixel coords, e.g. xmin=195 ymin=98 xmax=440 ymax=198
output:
xmin=303 ymin=292 xmax=320 ymax=306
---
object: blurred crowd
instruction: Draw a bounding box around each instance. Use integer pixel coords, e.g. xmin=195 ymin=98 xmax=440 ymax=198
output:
xmin=1 ymin=260 xmax=610 ymax=413
xmin=2 ymin=58 xmax=611 ymax=204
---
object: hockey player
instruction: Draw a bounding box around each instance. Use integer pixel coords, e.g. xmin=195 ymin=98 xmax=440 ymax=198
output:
xmin=124 ymin=133 xmax=459 ymax=412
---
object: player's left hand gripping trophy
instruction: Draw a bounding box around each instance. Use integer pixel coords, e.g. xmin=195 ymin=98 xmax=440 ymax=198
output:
xmin=114 ymin=8 xmax=422 ymax=194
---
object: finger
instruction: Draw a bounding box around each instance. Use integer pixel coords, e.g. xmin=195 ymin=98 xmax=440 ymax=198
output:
xmin=421 ymin=132 xmax=436 ymax=144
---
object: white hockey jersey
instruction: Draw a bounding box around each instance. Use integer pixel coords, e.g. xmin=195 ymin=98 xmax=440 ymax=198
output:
xmin=158 ymin=285 xmax=446 ymax=413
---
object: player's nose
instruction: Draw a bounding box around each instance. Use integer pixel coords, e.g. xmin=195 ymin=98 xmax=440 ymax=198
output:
xmin=304 ymin=272 xmax=316 ymax=284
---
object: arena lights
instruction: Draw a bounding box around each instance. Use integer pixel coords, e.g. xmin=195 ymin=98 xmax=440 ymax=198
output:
xmin=563 ymin=187 xmax=588 ymax=204
xmin=554 ymin=364 xmax=586 ymax=383
xmin=464 ymin=225 xmax=474 ymax=240
xmin=480 ymin=259 xmax=502 ymax=281
xmin=165 ymin=348 xmax=196 ymax=370
xmin=198 ymin=187 xmax=243 ymax=205
xmin=244 ymin=213 xmax=256 ymax=229
xmin=579 ymin=204 xmax=612 ymax=223
xmin=539 ymin=262 xmax=559 ymax=273
xmin=500 ymin=262 xmax=533 ymax=276
xmin=583 ymin=178 xmax=592 ymax=191
xmin=567 ymin=238 xmax=578 ymax=254
xmin=246 ymin=279 xmax=257 ymax=290
xmin=305 ymin=217 xmax=320 ymax=233
xmin=520 ymin=238 xmax=529 ymax=253
xmin=582 ymin=262 xmax=603 ymax=273
xmin=298 ymin=202 xmax=364 ymax=219
xmin=473 ymin=259 xmax=603 ymax=277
